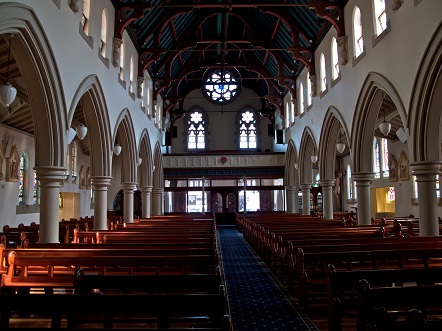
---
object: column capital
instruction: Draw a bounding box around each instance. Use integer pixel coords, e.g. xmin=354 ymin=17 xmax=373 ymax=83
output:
xmin=90 ymin=176 xmax=112 ymax=186
xmin=285 ymin=185 xmax=299 ymax=192
xmin=139 ymin=185 xmax=153 ymax=193
xmin=300 ymin=183 xmax=312 ymax=190
xmin=34 ymin=166 xmax=66 ymax=187
xmin=352 ymin=172 xmax=374 ymax=184
xmin=153 ymin=188 xmax=164 ymax=194
xmin=319 ymin=179 xmax=335 ymax=188
xmin=121 ymin=182 xmax=137 ymax=191
xmin=410 ymin=161 xmax=442 ymax=180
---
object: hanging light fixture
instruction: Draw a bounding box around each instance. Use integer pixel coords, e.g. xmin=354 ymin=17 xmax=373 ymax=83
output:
xmin=113 ymin=143 xmax=122 ymax=156
xmin=76 ymin=123 xmax=87 ymax=140
xmin=0 ymin=34 xmax=17 ymax=108
xmin=311 ymin=146 xmax=318 ymax=163
xmin=137 ymin=157 xmax=142 ymax=166
xmin=294 ymin=162 xmax=299 ymax=170
xmin=378 ymin=92 xmax=391 ymax=136
xmin=336 ymin=129 xmax=345 ymax=153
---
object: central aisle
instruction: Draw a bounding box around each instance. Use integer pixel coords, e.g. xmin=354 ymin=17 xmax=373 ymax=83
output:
xmin=217 ymin=225 xmax=319 ymax=331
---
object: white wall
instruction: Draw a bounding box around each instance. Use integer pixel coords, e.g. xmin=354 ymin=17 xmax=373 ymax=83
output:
xmin=288 ymin=0 xmax=442 ymax=218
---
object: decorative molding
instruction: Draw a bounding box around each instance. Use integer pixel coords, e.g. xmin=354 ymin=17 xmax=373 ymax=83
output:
xmin=163 ymin=153 xmax=285 ymax=169
xmin=5 ymin=145 xmax=19 ymax=182
xmin=399 ymin=150 xmax=409 ymax=181
xmin=389 ymin=154 xmax=398 ymax=182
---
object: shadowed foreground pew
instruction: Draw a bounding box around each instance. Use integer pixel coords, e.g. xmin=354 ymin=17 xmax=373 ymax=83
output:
xmin=0 ymin=292 xmax=230 ymax=329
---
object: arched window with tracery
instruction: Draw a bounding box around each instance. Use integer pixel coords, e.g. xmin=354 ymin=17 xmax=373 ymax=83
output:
xmin=203 ymin=69 xmax=241 ymax=104
xmin=353 ymin=6 xmax=364 ymax=57
xmin=306 ymin=72 xmax=312 ymax=107
xmin=82 ymin=0 xmax=90 ymax=34
xmin=331 ymin=37 xmax=340 ymax=80
xmin=320 ymin=53 xmax=326 ymax=92
xmin=100 ymin=9 xmax=107 ymax=57
xmin=299 ymin=82 xmax=304 ymax=114
xmin=18 ymin=152 xmax=27 ymax=205
xmin=373 ymin=138 xmax=381 ymax=178
xmin=239 ymin=109 xmax=257 ymax=149
xmin=187 ymin=109 xmax=206 ymax=150
xmin=373 ymin=0 xmax=387 ymax=36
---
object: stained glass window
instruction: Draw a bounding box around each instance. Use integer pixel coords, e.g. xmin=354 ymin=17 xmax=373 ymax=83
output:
xmin=71 ymin=143 xmax=77 ymax=180
xmin=203 ymin=69 xmax=240 ymax=104
xmin=382 ymin=138 xmax=389 ymax=178
xmin=374 ymin=139 xmax=381 ymax=178
xmin=187 ymin=111 xmax=205 ymax=150
xmin=239 ymin=110 xmax=257 ymax=149
xmin=33 ymin=170 xmax=38 ymax=204
xmin=387 ymin=186 xmax=395 ymax=202
xmin=18 ymin=152 xmax=26 ymax=205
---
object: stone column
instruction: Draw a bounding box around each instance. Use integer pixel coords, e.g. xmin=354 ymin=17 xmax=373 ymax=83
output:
xmin=285 ymin=185 xmax=298 ymax=213
xmin=352 ymin=172 xmax=374 ymax=225
xmin=140 ymin=185 xmax=152 ymax=218
xmin=300 ymin=183 xmax=312 ymax=215
xmin=34 ymin=166 xmax=65 ymax=243
xmin=320 ymin=179 xmax=335 ymax=220
xmin=122 ymin=182 xmax=137 ymax=223
xmin=152 ymin=188 xmax=164 ymax=216
xmin=410 ymin=162 xmax=442 ymax=236
xmin=90 ymin=176 xmax=112 ymax=230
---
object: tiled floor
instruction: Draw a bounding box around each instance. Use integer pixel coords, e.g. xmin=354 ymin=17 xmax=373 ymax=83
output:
xmin=217 ymin=225 xmax=319 ymax=331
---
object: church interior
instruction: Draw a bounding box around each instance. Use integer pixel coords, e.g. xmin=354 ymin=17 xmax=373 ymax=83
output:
xmin=0 ymin=0 xmax=441 ymax=330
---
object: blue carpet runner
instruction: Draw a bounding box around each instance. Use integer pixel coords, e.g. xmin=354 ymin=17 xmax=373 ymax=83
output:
xmin=217 ymin=225 xmax=319 ymax=331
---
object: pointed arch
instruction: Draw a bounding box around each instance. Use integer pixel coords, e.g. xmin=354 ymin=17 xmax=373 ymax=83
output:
xmin=409 ymin=22 xmax=442 ymax=163
xmin=319 ymin=107 xmax=351 ymax=180
xmin=114 ymin=109 xmax=137 ymax=183
xmin=68 ymin=75 xmax=112 ymax=177
xmin=0 ymin=3 xmax=67 ymax=167
xmin=351 ymin=72 xmax=407 ymax=173
xmin=153 ymin=142 xmax=163 ymax=190
xmin=285 ymin=139 xmax=299 ymax=186
xmin=138 ymin=129 xmax=153 ymax=187
xmin=298 ymin=127 xmax=317 ymax=185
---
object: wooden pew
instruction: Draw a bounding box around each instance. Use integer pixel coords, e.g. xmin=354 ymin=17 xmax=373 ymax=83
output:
xmin=357 ymin=279 xmax=442 ymax=331
xmin=0 ymin=291 xmax=229 ymax=329
xmin=1 ymin=248 xmax=218 ymax=292
xmin=326 ymin=264 xmax=442 ymax=331
xmin=73 ymin=267 xmax=221 ymax=294
xmin=293 ymin=243 xmax=442 ymax=311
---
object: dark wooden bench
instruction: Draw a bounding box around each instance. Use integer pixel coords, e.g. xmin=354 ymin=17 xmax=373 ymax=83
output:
xmin=73 ymin=267 xmax=221 ymax=294
xmin=327 ymin=264 xmax=442 ymax=331
xmin=293 ymin=244 xmax=442 ymax=311
xmin=357 ymin=279 xmax=442 ymax=331
xmin=0 ymin=291 xmax=229 ymax=329
xmin=1 ymin=248 xmax=218 ymax=292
